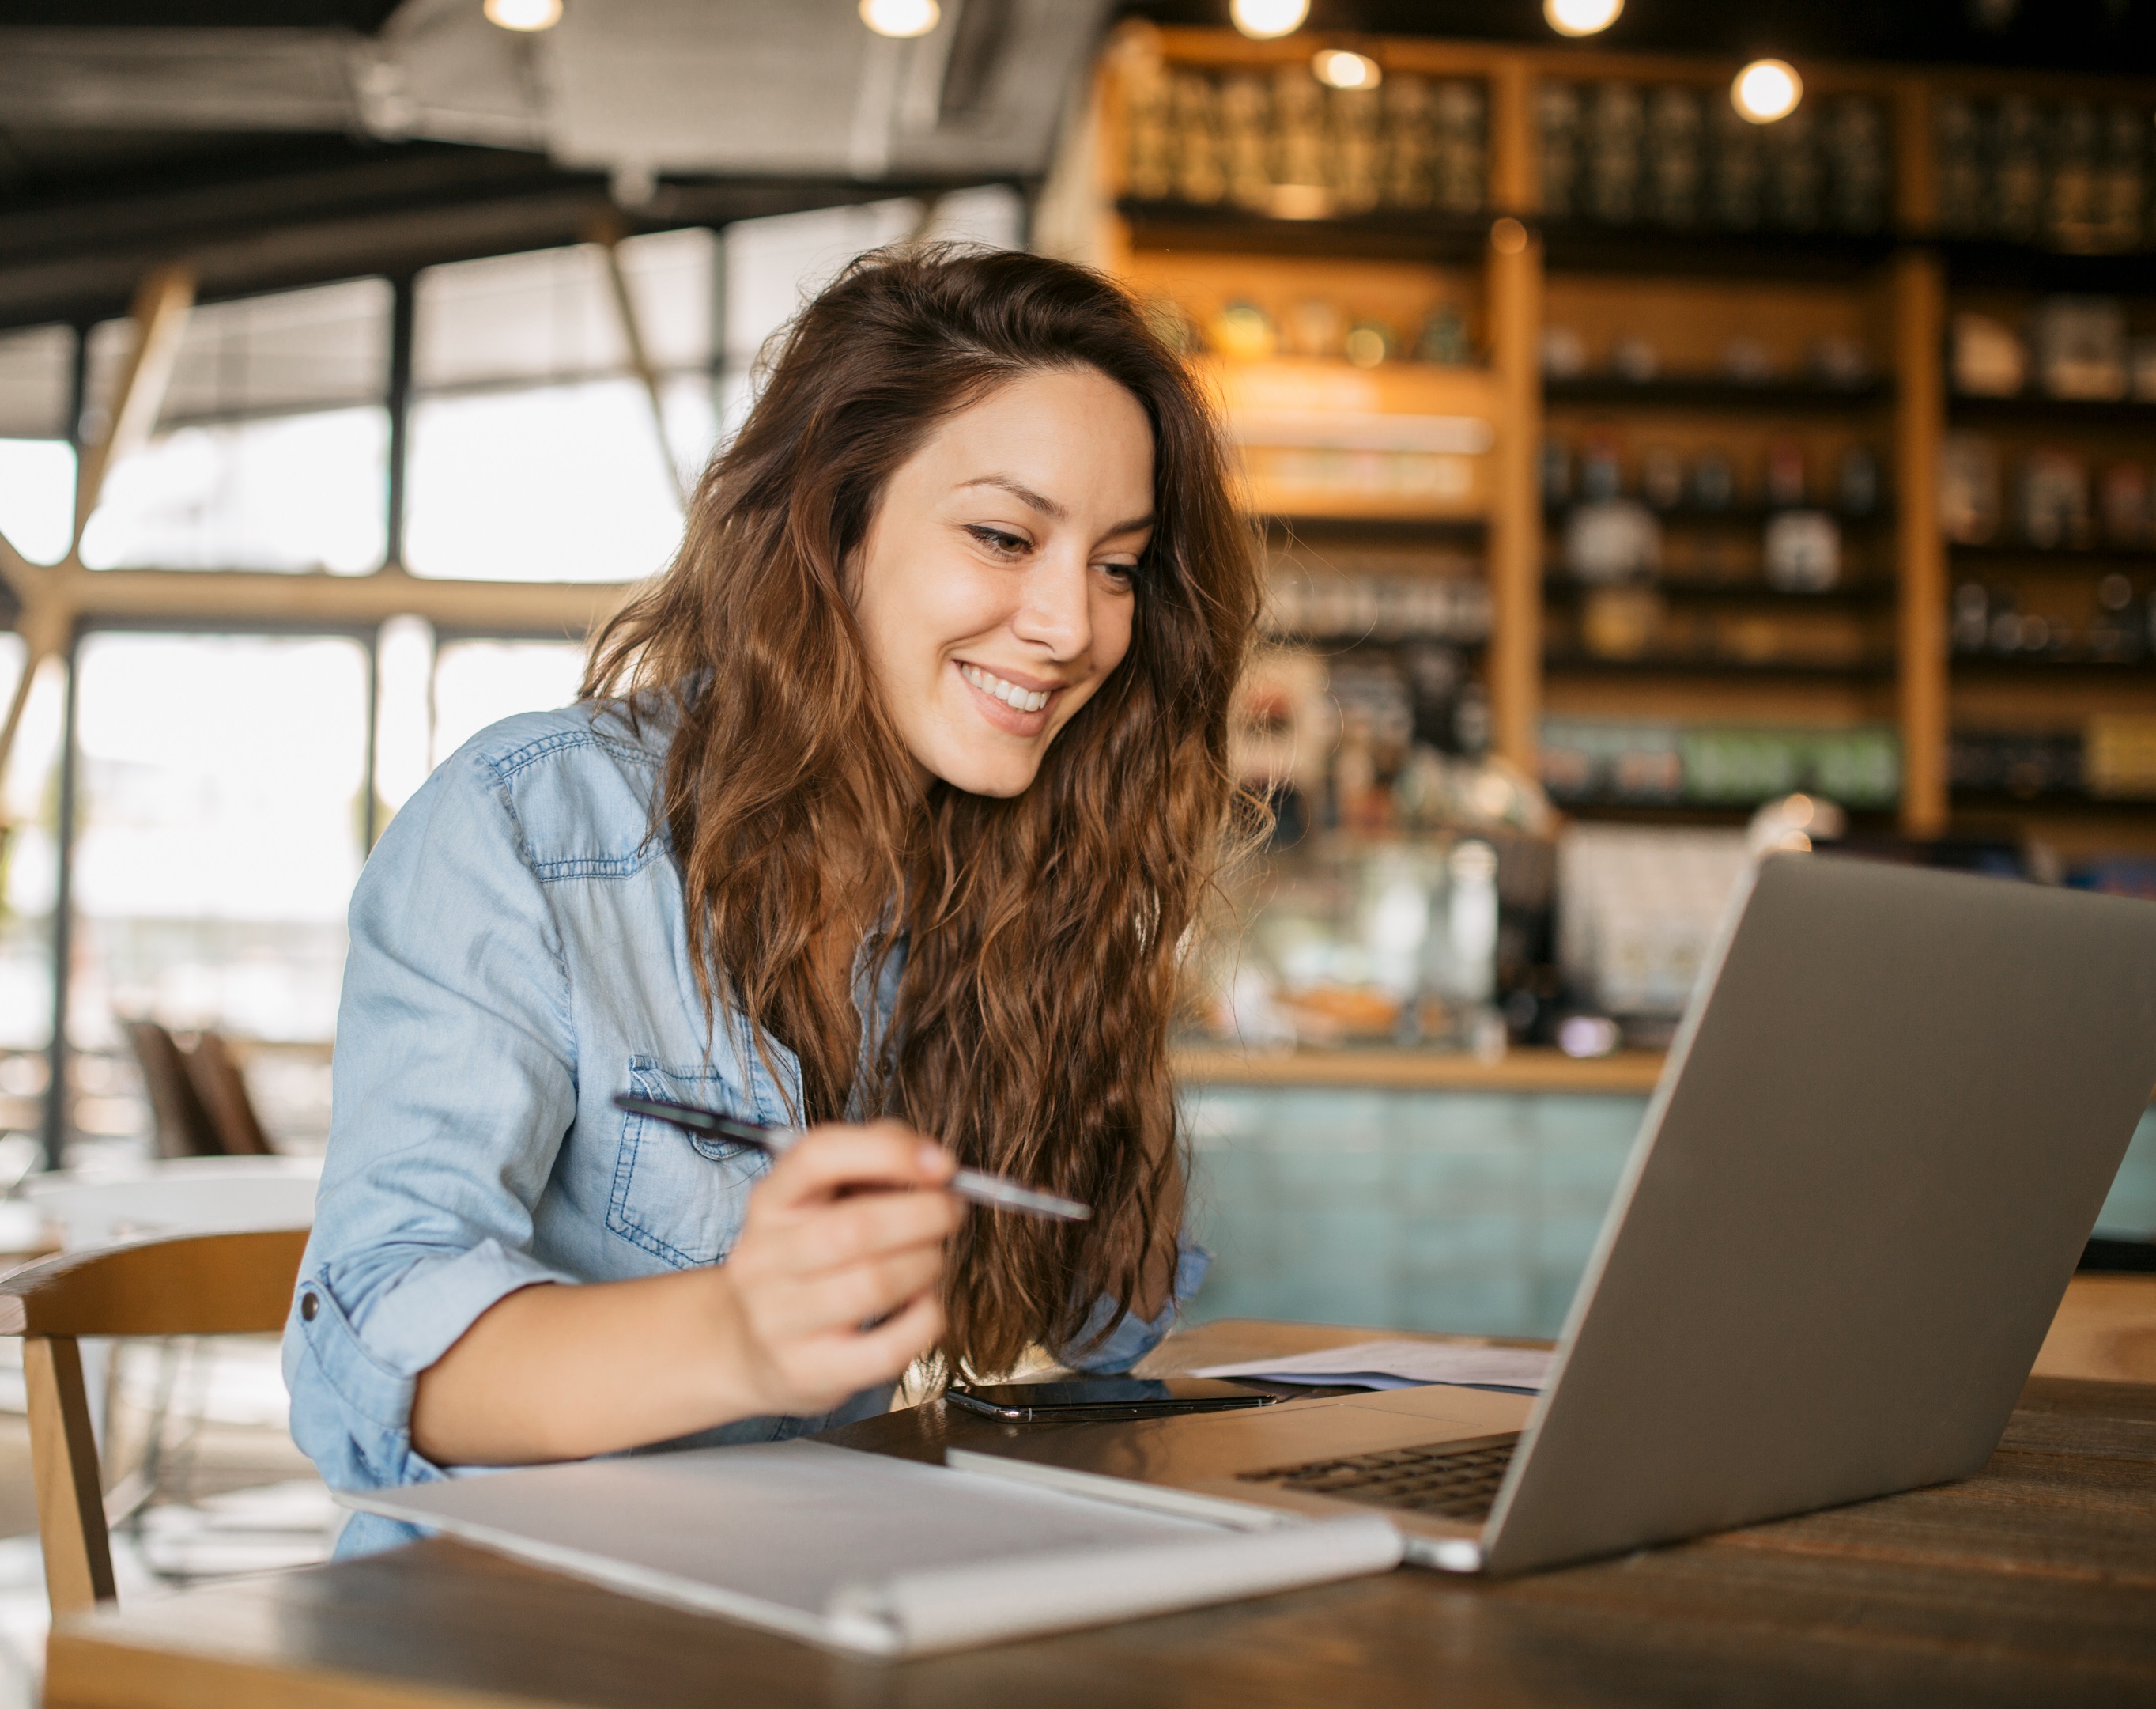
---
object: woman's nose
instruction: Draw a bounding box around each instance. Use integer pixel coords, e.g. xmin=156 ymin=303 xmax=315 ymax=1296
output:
xmin=1009 ymin=554 xmax=1093 ymax=660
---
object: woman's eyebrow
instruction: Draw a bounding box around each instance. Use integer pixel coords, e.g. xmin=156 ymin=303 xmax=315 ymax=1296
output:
xmin=959 ymin=475 xmax=1154 ymax=538
xmin=961 ymin=475 xmax=1068 ymax=520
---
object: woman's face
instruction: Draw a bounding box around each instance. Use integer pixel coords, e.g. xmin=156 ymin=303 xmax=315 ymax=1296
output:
xmin=852 ymin=366 xmax=1155 ymax=800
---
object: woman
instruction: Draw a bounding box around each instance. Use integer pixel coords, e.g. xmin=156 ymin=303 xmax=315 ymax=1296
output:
xmin=284 ymin=245 xmax=1261 ymax=1555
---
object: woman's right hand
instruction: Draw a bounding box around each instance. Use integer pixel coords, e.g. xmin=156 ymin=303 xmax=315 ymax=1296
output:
xmin=707 ymin=1121 xmax=964 ymax=1418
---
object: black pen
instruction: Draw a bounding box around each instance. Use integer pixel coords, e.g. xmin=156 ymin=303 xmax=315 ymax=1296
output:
xmin=611 ymin=1094 xmax=1093 ymax=1223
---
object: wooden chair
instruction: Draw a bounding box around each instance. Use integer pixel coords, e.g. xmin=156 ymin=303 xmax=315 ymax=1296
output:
xmin=181 ymin=1032 xmax=277 ymax=1157
xmin=0 ymin=1228 xmax=309 ymax=1614
xmin=124 ymin=1021 xmax=279 ymax=1158
xmin=124 ymin=1022 xmax=221 ymax=1159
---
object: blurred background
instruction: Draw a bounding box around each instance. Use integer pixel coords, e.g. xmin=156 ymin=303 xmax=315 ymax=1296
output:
xmin=0 ymin=0 xmax=2154 ymax=1685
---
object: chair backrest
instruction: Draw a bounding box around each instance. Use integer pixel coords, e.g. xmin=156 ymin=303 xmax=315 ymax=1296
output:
xmin=123 ymin=1021 xmax=221 ymax=1159
xmin=126 ymin=1023 xmax=281 ymax=1159
xmin=183 ymin=1032 xmax=277 ymax=1157
xmin=0 ymin=1227 xmax=308 ymax=1613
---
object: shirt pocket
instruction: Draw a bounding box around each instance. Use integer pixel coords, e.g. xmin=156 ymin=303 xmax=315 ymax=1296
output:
xmin=606 ymin=1057 xmax=772 ymax=1269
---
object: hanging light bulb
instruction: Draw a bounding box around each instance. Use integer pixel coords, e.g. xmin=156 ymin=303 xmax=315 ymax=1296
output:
xmin=1312 ymin=50 xmax=1381 ymax=91
xmin=1543 ymin=0 xmax=1622 ymax=36
xmin=859 ymin=0 xmax=940 ymax=39
xmin=1731 ymin=59 xmax=1803 ymax=124
xmin=483 ymin=0 xmax=561 ymax=28
xmin=1230 ymin=0 xmax=1310 ymax=40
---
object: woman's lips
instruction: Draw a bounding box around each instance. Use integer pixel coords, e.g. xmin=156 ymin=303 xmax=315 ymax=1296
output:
xmin=954 ymin=660 xmax=1059 ymax=735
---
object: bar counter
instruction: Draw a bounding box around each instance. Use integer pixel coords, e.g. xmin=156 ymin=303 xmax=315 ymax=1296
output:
xmin=1172 ymin=1045 xmax=2156 ymax=1344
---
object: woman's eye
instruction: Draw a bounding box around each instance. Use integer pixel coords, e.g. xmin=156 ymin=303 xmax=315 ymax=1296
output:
xmin=966 ymin=525 xmax=1029 ymax=558
xmin=1100 ymin=561 xmax=1138 ymax=589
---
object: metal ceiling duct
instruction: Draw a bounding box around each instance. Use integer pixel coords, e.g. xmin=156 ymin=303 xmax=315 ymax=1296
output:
xmin=0 ymin=0 xmax=1110 ymax=188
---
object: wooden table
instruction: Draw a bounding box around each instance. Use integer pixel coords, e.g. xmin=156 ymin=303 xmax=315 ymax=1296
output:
xmin=43 ymin=1318 xmax=2156 ymax=1709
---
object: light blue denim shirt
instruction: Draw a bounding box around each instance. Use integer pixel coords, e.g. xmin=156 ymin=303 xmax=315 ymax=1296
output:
xmin=285 ymin=701 xmax=1206 ymax=1556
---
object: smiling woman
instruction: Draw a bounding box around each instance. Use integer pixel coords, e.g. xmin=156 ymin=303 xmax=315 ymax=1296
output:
xmin=284 ymin=245 xmax=1263 ymax=1553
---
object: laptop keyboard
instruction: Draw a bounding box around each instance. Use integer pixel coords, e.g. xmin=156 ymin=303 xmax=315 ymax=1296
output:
xmin=1236 ymin=1438 xmax=1520 ymax=1520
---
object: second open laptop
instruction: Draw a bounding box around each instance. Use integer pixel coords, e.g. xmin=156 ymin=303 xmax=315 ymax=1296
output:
xmin=950 ymin=852 xmax=2156 ymax=1575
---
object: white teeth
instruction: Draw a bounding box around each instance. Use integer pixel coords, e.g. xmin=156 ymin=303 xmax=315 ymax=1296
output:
xmin=961 ymin=664 xmax=1050 ymax=713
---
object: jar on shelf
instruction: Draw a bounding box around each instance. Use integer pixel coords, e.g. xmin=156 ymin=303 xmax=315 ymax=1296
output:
xmin=1586 ymin=81 xmax=1644 ymax=225
xmin=1644 ymin=84 xmax=1703 ymax=228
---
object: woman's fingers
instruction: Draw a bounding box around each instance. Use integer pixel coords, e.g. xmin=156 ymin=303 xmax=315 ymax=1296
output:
xmin=742 ymin=1241 xmax=947 ymax=1343
xmin=791 ymin=1288 xmax=947 ymax=1401
xmin=804 ymin=1245 xmax=946 ymax=1331
xmin=757 ymin=1121 xmax=954 ymax=1214
xmin=719 ymin=1120 xmax=963 ymax=1416
xmin=752 ymin=1180 xmax=964 ymax=1278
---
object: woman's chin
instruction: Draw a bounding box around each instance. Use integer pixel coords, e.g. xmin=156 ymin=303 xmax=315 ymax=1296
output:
xmin=922 ymin=743 xmax=1046 ymax=800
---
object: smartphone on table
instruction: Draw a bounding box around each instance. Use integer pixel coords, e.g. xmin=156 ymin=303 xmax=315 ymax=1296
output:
xmin=944 ymin=1376 xmax=1278 ymax=1424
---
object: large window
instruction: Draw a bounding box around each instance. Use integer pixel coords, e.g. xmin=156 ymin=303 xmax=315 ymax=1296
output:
xmin=371 ymin=618 xmax=589 ymax=822
xmin=404 ymin=230 xmax=718 ymax=583
xmin=64 ymin=633 xmax=371 ymax=1159
xmin=430 ymin=637 xmax=589 ymax=768
xmin=77 ymin=279 xmax=391 ymax=574
xmin=0 ymin=323 xmax=77 ymax=565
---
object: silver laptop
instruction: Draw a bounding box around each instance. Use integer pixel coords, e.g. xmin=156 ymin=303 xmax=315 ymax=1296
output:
xmin=951 ymin=853 xmax=2156 ymax=1575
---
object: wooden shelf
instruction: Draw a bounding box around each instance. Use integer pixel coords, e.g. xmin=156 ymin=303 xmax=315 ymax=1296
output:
xmin=1119 ymin=199 xmax=1491 ymax=264
xmin=1546 ymin=503 xmax=1897 ymax=528
xmin=1171 ymin=1044 xmax=1666 ymax=1095
xmin=1951 ymin=656 xmax=2156 ymax=676
xmin=1262 ymin=513 xmax=1486 ymax=539
xmin=1544 ymin=377 xmax=1892 ymax=411
xmin=1539 ymin=221 xmax=1898 ymax=281
xmin=1203 ymin=357 xmax=1501 ymax=524
xmin=1953 ymin=788 xmax=2156 ymax=811
xmin=1204 ymin=355 xmax=1499 ymax=418
xmin=1243 ymin=489 xmax=1487 ymax=523
xmin=1545 ymin=652 xmax=1894 ymax=679
xmin=1948 ymin=395 xmax=2156 ymax=429
xmin=1544 ymin=577 xmax=1896 ymax=605
xmin=1950 ymin=543 xmax=2156 ymax=568
xmin=1268 ymin=628 xmax=1488 ymax=648
xmin=1937 ymin=240 xmax=2156 ymax=293
xmin=1555 ymin=800 xmax=1752 ymax=824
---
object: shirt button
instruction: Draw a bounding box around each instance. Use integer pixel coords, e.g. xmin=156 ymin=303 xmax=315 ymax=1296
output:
xmin=300 ymin=1291 xmax=319 ymax=1321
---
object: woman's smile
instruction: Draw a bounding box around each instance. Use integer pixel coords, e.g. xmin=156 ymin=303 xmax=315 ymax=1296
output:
xmin=956 ymin=660 xmax=1059 ymax=731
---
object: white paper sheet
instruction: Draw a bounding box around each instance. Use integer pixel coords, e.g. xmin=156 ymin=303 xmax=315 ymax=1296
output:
xmin=343 ymin=1439 xmax=1401 ymax=1658
xmin=1191 ymin=1338 xmax=1555 ymax=1393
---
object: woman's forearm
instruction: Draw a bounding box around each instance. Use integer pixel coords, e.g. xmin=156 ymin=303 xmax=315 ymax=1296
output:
xmin=410 ymin=1269 xmax=756 ymax=1465
xmin=410 ymin=1123 xmax=964 ymax=1467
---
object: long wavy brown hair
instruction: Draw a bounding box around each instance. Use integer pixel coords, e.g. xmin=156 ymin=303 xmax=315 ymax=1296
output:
xmin=584 ymin=245 xmax=1260 ymax=1378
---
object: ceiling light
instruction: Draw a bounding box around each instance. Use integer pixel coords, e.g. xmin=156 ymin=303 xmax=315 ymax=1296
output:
xmin=1231 ymin=0 xmax=1310 ymax=40
xmin=1312 ymin=50 xmax=1381 ymax=91
xmin=483 ymin=0 xmax=561 ymax=30
xmin=859 ymin=0 xmax=940 ymax=37
xmin=1543 ymin=0 xmax=1622 ymax=36
xmin=1731 ymin=59 xmax=1802 ymax=124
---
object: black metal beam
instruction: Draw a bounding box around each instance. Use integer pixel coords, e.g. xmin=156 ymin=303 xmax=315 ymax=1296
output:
xmin=0 ymin=3 xmax=402 ymax=28
xmin=41 ymin=627 xmax=76 ymax=1172
xmin=383 ymin=270 xmax=413 ymax=570
xmin=0 ymin=138 xmax=1013 ymax=331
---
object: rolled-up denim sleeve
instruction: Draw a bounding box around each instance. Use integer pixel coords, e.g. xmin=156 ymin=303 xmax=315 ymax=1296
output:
xmin=1056 ymin=1238 xmax=1212 ymax=1374
xmin=283 ymin=743 xmax=579 ymax=1498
